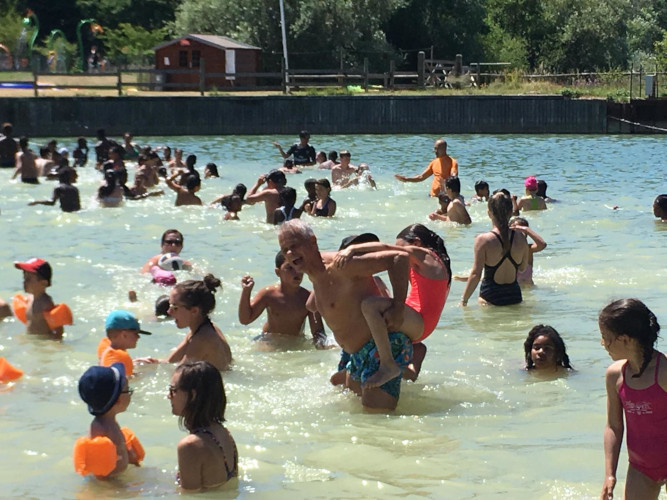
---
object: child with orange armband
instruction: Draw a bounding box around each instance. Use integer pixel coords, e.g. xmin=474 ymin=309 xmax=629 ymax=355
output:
xmin=13 ymin=258 xmax=72 ymax=338
xmin=74 ymin=363 xmax=145 ymax=478
xmin=97 ymin=310 xmax=158 ymax=376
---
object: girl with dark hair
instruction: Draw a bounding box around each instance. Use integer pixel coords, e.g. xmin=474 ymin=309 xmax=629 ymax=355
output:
xmin=523 ymin=324 xmax=572 ymax=372
xmin=167 ymin=275 xmax=232 ymax=371
xmin=599 ymin=298 xmax=666 ymax=500
xmin=169 ymin=361 xmax=237 ymax=490
xmin=460 ymin=192 xmax=529 ymax=306
xmin=97 ymin=169 xmax=123 ymax=207
xmin=653 ymin=194 xmax=667 ymax=222
xmin=334 ymin=223 xmax=451 ymax=386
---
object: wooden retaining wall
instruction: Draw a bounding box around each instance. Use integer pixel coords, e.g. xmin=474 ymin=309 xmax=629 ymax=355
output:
xmin=0 ymin=95 xmax=609 ymax=137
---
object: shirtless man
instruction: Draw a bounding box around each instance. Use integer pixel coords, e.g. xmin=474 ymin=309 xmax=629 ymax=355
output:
xmin=0 ymin=122 xmax=18 ymax=167
xmin=165 ymin=172 xmax=202 ymax=206
xmin=238 ymin=251 xmax=326 ymax=347
xmin=331 ymin=150 xmax=358 ymax=186
xmin=429 ymin=176 xmax=471 ymax=225
xmin=12 ymin=137 xmax=39 ymax=183
xmin=245 ymin=169 xmax=286 ymax=223
xmin=28 ymin=167 xmax=81 ymax=212
xmin=35 ymin=146 xmax=55 ymax=177
xmin=277 ymin=220 xmax=412 ymax=411
xmin=395 ymin=139 xmax=458 ymax=197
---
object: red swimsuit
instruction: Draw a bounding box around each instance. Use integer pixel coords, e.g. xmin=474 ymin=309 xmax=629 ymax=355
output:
xmin=405 ymin=254 xmax=450 ymax=343
xmin=619 ymin=354 xmax=667 ymax=482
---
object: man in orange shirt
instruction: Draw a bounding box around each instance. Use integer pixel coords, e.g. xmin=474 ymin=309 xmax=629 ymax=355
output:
xmin=395 ymin=139 xmax=458 ymax=196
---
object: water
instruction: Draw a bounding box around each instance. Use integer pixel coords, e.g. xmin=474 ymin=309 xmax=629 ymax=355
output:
xmin=1 ymin=134 xmax=666 ymax=499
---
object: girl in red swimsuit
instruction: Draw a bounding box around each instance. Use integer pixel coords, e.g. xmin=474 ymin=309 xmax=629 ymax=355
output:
xmin=599 ymin=298 xmax=666 ymax=500
xmin=334 ymin=223 xmax=451 ymax=388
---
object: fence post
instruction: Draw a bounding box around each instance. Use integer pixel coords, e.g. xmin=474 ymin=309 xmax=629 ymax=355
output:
xmin=417 ymin=51 xmax=425 ymax=89
xmin=33 ymin=65 xmax=38 ymax=97
xmin=363 ymin=58 xmax=369 ymax=92
xmin=199 ymin=58 xmax=205 ymax=96
xmin=629 ymin=63 xmax=633 ymax=100
xmin=454 ymin=54 xmax=462 ymax=77
xmin=639 ymin=65 xmax=642 ymax=98
xmin=280 ymin=58 xmax=286 ymax=94
xmin=476 ymin=62 xmax=481 ymax=86
xmin=338 ymin=48 xmax=344 ymax=88
xmin=389 ymin=60 xmax=395 ymax=90
xmin=117 ymin=66 xmax=122 ymax=96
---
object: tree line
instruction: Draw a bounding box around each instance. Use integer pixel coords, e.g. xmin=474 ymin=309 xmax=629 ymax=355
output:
xmin=1 ymin=0 xmax=666 ymax=72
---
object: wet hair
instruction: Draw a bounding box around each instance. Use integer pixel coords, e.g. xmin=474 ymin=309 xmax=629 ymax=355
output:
xmin=39 ymin=146 xmax=50 ymax=158
xmin=304 ymin=178 xmax=317 ymax=190
xmin=98 ymin=170 xmax=117 ymax=197
xmin=173 ymin=274 xmax=222 ymax=317
xmin=58 ymin=167 xmax=74 ymax=184
xmin=267 ymin=169 xmax=286 ymax=186
xmin=339 ymin=150 xmax=351 ymax=158
xmin=275 ymin=250 xmax=286 ymax=268
xmin=492 ymin=188 xmax=511 ymax=197
xmin=96 ymin=128 xmax=106 ymax=139
xmin=396 ymin=224 xmax=452 ymax=284
xmin=510 ymin=216 xmax=529 ymax=227
xmin=186 ymin=154 xmax=197 ymax=168
xmin=283 ymin=158 xmax=294 ymax=168
xmin=316 ymin=151 xmax=326 ymax=161
xmin=232 ymin=183 xmax=247 ymax=200
xmin=174 ymin=361 xmax=227 ymax=431
xmin=488 ymin=192 xmax=514 ymax=248
xmin=185 ymin=174 xmax=201 ymax=191
xmin=205 ymin=162 xmax=219 ymax=177
xmin=299 ymin=130 xmax=310 ymax=139
xmin=445 ymin=175 xmax=460 ymax=193
xmin=19 ymin=136 xmax=28 ymax=148
xmin=599 ymin=298 xmax=660 ymax=378
xmin=536 ymin=180 xmax=548 ymax=198
xmin=474 ymin=180 xmax=489 ymax=194
xmin=279 ymin=186 xmax=297 ymax=208
xmin=161 ymin=229 xmax=184 ymax=245
xmin=524 ymin=325 xmax=572 ymax=370
xmin=110 ymin=145 xmax=124 ymax=157
xmin=328 ymin=150 xmax=338 ymax=162
xmin=77 ymin=136 xmax=87 ymax=147
xmin=2 ymin=122 xmax=12 ymax=134
xmin=654 ymin=194 xmax=667 ymax=213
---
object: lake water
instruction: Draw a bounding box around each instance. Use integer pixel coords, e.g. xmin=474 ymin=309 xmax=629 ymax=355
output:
xmin=1 ymin=134 xmax=666 ymax=499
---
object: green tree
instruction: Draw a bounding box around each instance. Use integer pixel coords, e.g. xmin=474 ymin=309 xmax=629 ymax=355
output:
xmin=76 ymin=0 xmax=179 ymax=31
xmin=99 ymin=23 xmax=168 ymax=66
xmin=0 ymin=1 xmax=26 ymax=54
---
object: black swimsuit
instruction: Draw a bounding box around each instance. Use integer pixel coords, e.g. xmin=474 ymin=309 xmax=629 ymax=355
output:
xmin=479 ymin=230 xmax=522 ymax=306
xmin=193 ymin=427 xmax=238 ymax=481
xmin=313 ymin=198 xmax=330 ymax=217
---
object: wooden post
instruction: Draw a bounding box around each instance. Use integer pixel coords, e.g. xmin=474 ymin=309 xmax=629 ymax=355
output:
xmin=33 ymin=65 xmax=38 ymax=97
xmin=363 ymin=58 xmax=369 ymax=92
xmin=639 ymin=65 xmax=642 ymax=99
xmin=430 ymin=46 xmax=434 ymax=60
xmin=629 ymin=63 xmax=633 ymax=100
xmin=338 ymin=48 xmax=344 ymax=88
xmin=389 ymin=60 xmax=395 ymax=90
xmin=417 ymin=51 xmax=425 ymax=89
xmin=199 ymin=58 xmax=205 ymax=96
xmin=476 ymin=62 xmax=481 ymax=86
xmin=454 ymin=54 xmax=462 ymax=77
xmin=280 ymin=58 xmax=287 ymax=94
xmin=117 ymin=66 xmax=122 ymax=96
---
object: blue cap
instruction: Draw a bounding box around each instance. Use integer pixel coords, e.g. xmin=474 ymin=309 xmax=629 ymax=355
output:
xmin=105 ymin=309 xmax=151 ymax=335
xmin=78 ymin=362 xmax=126 ymax=416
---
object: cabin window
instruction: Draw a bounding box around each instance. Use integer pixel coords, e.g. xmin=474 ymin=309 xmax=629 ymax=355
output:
xmin=192 ymin=50 xmax=201 ymax=68
xmin=179 ymin=51 xmax=188 ymax=68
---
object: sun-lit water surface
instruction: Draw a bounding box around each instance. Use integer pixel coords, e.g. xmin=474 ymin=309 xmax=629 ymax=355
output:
xmin=0 ymin=134 xmax=666 ymax=499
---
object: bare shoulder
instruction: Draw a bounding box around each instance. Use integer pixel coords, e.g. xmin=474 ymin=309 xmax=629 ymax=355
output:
xmin=605 ymin=360 xmax=624 ymax=380
xmin=178 ymin=433 xmax=204 ymax=450
xmin=658 ymin=352 xmax=667 ymax=389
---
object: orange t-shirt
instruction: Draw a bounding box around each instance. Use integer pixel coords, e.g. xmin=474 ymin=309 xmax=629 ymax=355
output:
xmin=98 ymin=337 xmax=133 ymax=376
xmin=426 ymin=155 xmax=458 ymax=196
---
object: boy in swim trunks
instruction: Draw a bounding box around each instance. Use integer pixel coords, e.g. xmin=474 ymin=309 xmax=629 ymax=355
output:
xmin=14 ymin=258 xmax=63 ymax=338
xmin=97 ymin=310 xmax=157 ymax=376
xmin=238 ymin=251 xmax=326 ymax=347
xmin=76 ymin=363 xmax=143 ymax=477
xmin=11 ymin=137 xmax=39 ymax=184
xmin=28 ymin=166 xmax=81 ymax=212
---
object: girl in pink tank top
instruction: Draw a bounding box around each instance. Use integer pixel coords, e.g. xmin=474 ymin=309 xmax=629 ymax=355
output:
xmin=599 ymin=298 xmax=666 ymax=500
xmin=334 ymin=224 xmax=451 ymax=388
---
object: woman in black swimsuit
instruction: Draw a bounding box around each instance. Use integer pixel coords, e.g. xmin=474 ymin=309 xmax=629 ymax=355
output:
xmin=169 ymin=360 xmax=238 ymax=490
xmin=310 ymin=178 xmax=336 ymax=217
xmin=460 ymin=191 xmax=529 ymax=306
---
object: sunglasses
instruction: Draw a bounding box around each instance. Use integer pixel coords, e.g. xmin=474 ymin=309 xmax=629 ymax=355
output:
xmin=168 ymin=385 xmax=181 ymax=397
xmin=164 ymin=239 xmax=183 ymax=245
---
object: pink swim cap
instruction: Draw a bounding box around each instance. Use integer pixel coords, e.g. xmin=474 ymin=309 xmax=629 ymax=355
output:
xmin=524 ymin=176 xmax=538 ymax=191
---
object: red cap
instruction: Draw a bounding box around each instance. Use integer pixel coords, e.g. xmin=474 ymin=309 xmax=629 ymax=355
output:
xmin=14 ymin=258 xmax=52 ymax=283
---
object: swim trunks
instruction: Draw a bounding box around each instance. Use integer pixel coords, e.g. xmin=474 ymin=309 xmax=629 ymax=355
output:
xmin=620 ymin=354 xmax=667 ymax=482
xmin=342 ymin=332 xmax=413 ymax=399
xmin=22 ymin=177 xmax=39 ymax=184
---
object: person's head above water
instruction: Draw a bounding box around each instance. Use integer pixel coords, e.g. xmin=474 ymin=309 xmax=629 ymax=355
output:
xmin=653 ymin=194 xmax=667 ymax=220
xmin=267 ymin=169 xmax=286 ymax=187
xmin=524 ymin=325 xmax=572 ymax=371
xmin=599 ymin=298 xmax=660 ymax=378
xmin=78 ymin=362 xmax=127 ymax=416
xmin=488 ymin=191 xmax=514 ymax=228
xmin=536 ymin=179 xmax=548 ymax=198
xmin=161 ymin=229 xmax=184 ymax=254
xmin=396 ymin=223 xmax=451 ymax=284
xmin=475 ymin=180 xmax=489 ymax=197
xmin=524 ymin=176 xmax=538 ymax=194
xmin=170 ymin=360 xmax=227 ymax=431
xmin=171 ymin=274 xmax=222 ymax=318
xmin=445 ymin=175 xmax=461 ymax=195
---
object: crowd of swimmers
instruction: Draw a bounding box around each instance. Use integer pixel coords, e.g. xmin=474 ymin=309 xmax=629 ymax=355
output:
xmin=1 ymin=124 xmax=666 ymax=497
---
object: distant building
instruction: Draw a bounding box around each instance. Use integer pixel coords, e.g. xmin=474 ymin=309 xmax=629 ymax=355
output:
xmin=153 ymin=34 xmax=261 ymax=91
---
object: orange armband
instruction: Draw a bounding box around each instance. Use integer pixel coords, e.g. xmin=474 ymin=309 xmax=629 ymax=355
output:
xmin=0 ymin=357 xmax=23 ymax=383
xmin=121 ymin=427 xmax=145 ymax=463
xmin=12 ymin=294 xmax=27 ymax=324
xmin=73 ymin=436 xmax=117 ymax=477
xmin=43 ymin=303 xmax=73 ymax=330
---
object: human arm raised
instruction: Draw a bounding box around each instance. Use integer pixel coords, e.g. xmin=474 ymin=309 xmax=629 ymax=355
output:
xmin=238 ymin=275 xmax=268 ymax=325
xmin=512 ymin=225 xmax=547 ymax=254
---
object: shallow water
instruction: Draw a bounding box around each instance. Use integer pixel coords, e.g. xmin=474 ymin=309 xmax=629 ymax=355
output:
xmin=1 ymin=134 xmax=666 ymax=499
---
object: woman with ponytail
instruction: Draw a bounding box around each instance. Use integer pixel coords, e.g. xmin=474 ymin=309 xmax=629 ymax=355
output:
xmin=460 ymin=191 xmax=529 ymax=306
xmin=599 ymin=298 xmax=666 ymax=500
xmin=167 ymin=274 xmax=232 ymax=371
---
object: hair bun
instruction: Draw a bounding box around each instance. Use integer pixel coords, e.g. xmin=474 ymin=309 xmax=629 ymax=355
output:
xmin=203 ymin=274 xmax=222 ymax=293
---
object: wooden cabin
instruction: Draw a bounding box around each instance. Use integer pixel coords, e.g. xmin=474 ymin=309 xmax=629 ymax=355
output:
xmin=153 ymin=34 xmax=261 ymax=91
